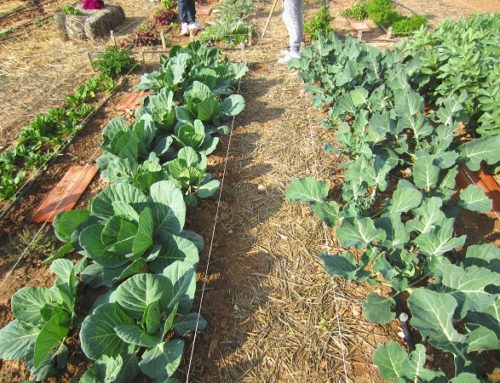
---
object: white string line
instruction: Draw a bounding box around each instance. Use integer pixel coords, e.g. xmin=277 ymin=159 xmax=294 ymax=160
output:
xmin=0 ymin=146 xmax=101 ymax=295
xmin=184 ymin=58 xmax=246 ymax=383
xmin=304 ymin=96 xmax=349 ymax=382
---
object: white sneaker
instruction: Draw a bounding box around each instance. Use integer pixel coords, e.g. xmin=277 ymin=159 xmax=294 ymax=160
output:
xmin=188 ymin=21 xmax=206 ymax=31
xmin=180 ymin=23 xmax=189 ymax=36
xmin=278 ymin=51 xmax=300 ymax=64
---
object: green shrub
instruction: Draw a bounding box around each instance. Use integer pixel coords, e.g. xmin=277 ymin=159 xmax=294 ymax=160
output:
xmin=391 ymin=14 xmax=427 ymax=35
xmin=305 ymin=7 xmax=333 ymax=40
xmin=93 ymin=46 xmax=137 ymax=79
xmin=342 ymin=3 xmax=368 ymax=20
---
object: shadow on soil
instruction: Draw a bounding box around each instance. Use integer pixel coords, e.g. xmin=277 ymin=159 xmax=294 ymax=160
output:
xmin=179 ymin=77 xmax=286 ymax=381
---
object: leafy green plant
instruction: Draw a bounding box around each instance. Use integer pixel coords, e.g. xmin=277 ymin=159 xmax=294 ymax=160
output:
xmin=160 ymin=0 xmax=175 ymax=9
xmin=173 ymin=119 xmax=219 ymax=155
xmin=287 ymin=30 xmax=499 ymax=382
xmin=93 ymin=47 xmax=137 ymax=79
xmin=80 ymin=262 xmax=206 ymax=382
xmin=0 ymin=260 xmax=79 ymax=380
xmin=136 ymin=42 xmax=248 ymax=94
xmin=398 ymin=13 xmax=500 ymax=137
xmin=341 ymin=0 xmax=426 ymax=36
xmin=199 ymin=0 xmax=254 ymax=46
xmin=62 ymin=5 xmax=84 ymax=15
xmin=305 ymin=7 xmax=333 ymax=40
xmin=391 ymin=15 xmax=426 ymax=36
xmin=165 ymin=147 xmax=220 ymax=206
xmin=96 ymin=115 xmax=174 ymax=175
xmin=53 ymin=181 xmax=201 ymax=287
xmin=341 ymin=2 xmax=367 ymax=20
xmin=177 ymin=81 xmax=246 ymax=127
xmin=2 ymin=41 xmax=249 ymax=382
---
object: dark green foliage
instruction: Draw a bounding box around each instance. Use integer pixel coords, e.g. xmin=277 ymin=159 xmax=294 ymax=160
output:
xmin=92 ymin=47 xmax=137 ymax=79
xmin=62 ymin=5 xmax=84 ymax=15
xmin=341 ymin=0 xmax=427 ymax=36
xmin=341 ymin=3 xmax=367 ymax=20
xmin=199 ymin=0 xmax=254 ymax=46
xmin=305 ymin=7 xmax=333 ymax=40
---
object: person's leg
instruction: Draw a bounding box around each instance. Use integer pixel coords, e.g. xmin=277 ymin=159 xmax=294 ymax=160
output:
xmin=282 ymin=0 xmax=303 ymax=55
xmin=187 ymin=0 xmax=196 ymax=24
xmin=178 ymin=0 xmax=189 ymax=24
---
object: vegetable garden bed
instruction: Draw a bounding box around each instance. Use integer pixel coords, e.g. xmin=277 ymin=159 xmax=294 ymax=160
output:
xmin=1 ymin=0 xmax=499 ymax=381
xmin=0 ymin=41 xmax=249 ymax=382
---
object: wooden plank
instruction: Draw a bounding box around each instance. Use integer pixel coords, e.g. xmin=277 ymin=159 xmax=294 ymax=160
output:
xmin=350 ymin=21 xmax=372 ymax=32
xmin=31 ymin=165 xmax=98 ymax=223
xmin=197 ymin=5 xmax=213 ymax=15
xmin=456 ymin=165 xmax=500 ymax=219
xmin=118 ymin=90 xmax=149 ymax=112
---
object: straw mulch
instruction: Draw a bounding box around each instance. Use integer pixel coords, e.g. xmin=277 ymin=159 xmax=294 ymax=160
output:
xmin=0 ymin=0 xmax=156 ymax=151
xmin=182 ymin=2 xmax=399 ymax=382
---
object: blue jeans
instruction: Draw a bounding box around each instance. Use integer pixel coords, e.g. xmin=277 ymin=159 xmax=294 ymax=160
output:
xmin=178 ymin=0 xmax=196 ymax=24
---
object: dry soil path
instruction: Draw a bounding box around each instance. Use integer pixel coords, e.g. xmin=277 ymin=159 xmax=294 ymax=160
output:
xmin=182 ymin=2 xmax=397 ymax=382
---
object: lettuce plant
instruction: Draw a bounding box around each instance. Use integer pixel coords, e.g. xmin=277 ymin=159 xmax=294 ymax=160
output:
xmin=80 ymin=261 xmax=206 ymax=382
xmin=54 ymin=181 xmax=201 ymax=287
xmin=0 ymin=260 xmax=79 ymax=380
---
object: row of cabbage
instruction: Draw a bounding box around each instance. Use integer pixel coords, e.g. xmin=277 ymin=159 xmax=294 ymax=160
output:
xmin=286 ymin=25 xmax=499 ymax=383
xmin=0 ymin=41 xmax=248 ymax=382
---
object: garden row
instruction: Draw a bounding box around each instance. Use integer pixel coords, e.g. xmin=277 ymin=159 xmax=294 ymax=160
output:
xmin=199 ymin=0 xmax=254 ymax=46
xmin=342 ymin=0 xmax=427 ymax=36
xmin=0 ymin=41 xmax=248 ymax=382
xmin=0 ymin=46 xmax=136 ymax=201
xmin=0 ymin=0 xmax=185 ymax=202
xmin=286 ymin=13 xmax=499 ymax=382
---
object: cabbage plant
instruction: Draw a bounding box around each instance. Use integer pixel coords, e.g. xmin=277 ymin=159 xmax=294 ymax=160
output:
xmin=0 ymin=260 xmax=79 ymax=380
xmin=54 ymin=181 xmax=201 ymax=287
xmin=80 ymin=261 xmax=206 ymax=382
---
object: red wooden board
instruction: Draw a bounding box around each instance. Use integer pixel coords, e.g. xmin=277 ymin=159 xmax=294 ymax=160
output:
xmin=118 ymin=90 xmax=148 ymax=112
xmin=456 ymin=165 xmax=500 ymax=219
xmin=197 ymin=5 xmax=212 ymax=15
xmin=31 ymin=165 xmax=98 ymax=223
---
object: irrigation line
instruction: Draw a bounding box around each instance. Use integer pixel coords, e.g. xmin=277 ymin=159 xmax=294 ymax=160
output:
xmin=0 ymin=64 xmax=138 ymax=223
xmin=0 ymin=149 xmax=101 ymax=295
xmin=184 ymin=52 xmax=247 ymax=383
xmin=304 ymin=96 xmax=349 ymax=382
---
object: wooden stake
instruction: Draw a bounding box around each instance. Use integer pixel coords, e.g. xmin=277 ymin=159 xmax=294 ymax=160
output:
xmin=141 ymin=52 xmax=146 ymax=70
xmin=247 ymin=28 xmax=253 ymax=46
xmin=261 ymin=0 xmax=279 ymax=38
xmin=387 ymin=27 xmax=393 ymax=39
xmin=87 ymin=52 xmax=94 ymax=69
xmin=110 ymin=30 xmax=117 ymax=46
xmin=160 ymin=31 xmax=167 ymax=49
